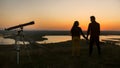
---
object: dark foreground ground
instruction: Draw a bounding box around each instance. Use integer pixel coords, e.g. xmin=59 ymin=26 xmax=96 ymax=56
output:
xmin=0 ymin=40 xmax=120 ymax=68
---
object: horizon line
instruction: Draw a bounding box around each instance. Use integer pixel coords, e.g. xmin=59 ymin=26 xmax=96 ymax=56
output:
xmin=0 ymin=29 xmax=120 ymax=32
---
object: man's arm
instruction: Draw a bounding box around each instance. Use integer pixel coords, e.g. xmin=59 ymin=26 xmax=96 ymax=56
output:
xmin=87 ymin=24 xmax=90 ymax=38
xmin=98 ymin=23 xmax=100 ymax=35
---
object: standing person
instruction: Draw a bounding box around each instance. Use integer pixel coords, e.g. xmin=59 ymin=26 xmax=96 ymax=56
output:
xmin=87 ymin=16 xmax=101 ymax=56
xmin=71 ymin=21 xmax=86 ymax=56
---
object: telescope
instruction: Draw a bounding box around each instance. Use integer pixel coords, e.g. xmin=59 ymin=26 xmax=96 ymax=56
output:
xmin=4 ymin=21 xmax=35 ymax=64
xmin=5 ymin=21 xmax=35 ymax=30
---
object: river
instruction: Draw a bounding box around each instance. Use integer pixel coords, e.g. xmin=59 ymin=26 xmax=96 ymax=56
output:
xmin=0 ymin=35 xmax=120 ymax=46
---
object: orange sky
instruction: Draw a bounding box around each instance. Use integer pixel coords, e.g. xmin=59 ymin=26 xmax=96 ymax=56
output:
xmin=0 ymin=0 xmax=120 ymax=31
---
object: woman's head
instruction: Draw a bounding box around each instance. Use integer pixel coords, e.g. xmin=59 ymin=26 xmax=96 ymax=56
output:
xmin=73 ymin=21 xmax=79 ymax=27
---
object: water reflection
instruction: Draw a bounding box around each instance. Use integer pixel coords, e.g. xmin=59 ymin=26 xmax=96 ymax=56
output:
xmin=37 ymin=35 xmax=71 ymax=44
xmin=0 ymin=35 xmax=120 ymax=46
xmin=37 ymin=35 xmax=120 ymax=45
xmin=100 ymin=35 xmax=120 ymax=46
xmin=0 ymin=36 xmax=29 ymax=45
xmin=0 ymin=36 xmax=15 ymax=45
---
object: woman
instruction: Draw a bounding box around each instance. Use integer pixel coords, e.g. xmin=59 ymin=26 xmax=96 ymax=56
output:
xmin=71 ymin=21 xmax=86 ymax=56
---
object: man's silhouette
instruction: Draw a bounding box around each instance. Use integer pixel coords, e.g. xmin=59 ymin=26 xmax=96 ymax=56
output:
xmin=87 ymin=16 xmax=101 ymax=56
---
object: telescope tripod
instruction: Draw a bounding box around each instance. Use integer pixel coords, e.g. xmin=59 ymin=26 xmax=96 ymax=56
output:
xmin=14 ymin=27 xmax=31 ymax=64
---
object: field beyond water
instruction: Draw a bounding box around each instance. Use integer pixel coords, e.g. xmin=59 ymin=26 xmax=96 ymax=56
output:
xmin=0 ymin=39 xmax=120 ymax=68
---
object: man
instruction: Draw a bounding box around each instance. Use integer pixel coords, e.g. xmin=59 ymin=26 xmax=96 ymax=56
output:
xmin=87 ymin=16 xmax=101 ymax=56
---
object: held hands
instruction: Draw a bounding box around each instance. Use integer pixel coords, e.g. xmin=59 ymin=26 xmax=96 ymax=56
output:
xmin=85 ymin=37 xmax=88 ymax=40
xmin=83 ymin=36 xmax=88 ymax=40
xmin=83 ymin=35 xmax=89 ymax=40
xmin=84 ymin=36 xmax=89 ymax=44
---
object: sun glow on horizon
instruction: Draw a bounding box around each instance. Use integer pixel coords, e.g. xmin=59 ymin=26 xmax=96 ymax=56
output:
xmin=0 ymin=0 xmax=120 ymax=31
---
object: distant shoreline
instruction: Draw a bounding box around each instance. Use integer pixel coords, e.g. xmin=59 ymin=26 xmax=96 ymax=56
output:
xmin=0 ymin=30 xmax=120 ymax=45
xmin=1 ymin=30 xmax=120 ymax=35
xmin=1 ymin=30 xmax=119 ymax=44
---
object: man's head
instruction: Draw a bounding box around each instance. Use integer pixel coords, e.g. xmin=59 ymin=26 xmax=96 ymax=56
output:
xmin=90 ymin=16 xmax=96 ymax=22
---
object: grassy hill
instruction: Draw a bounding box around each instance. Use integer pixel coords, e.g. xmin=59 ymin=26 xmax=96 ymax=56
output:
xmin=0 ymin=40 xmax=120 ymax=68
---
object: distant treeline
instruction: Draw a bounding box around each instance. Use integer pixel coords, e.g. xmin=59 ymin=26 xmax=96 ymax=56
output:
xmin=0 ymin=30 xmax=120 ymax=35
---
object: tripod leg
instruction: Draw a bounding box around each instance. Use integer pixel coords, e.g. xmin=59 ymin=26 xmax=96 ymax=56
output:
xmin=22 ymin=35 xmax=32 ymax=63
xmin=17 ymin=49 xmax=20 ymax=64
xmin=22 ymin=36 xmax=25 ymax=46
xmin=15 ymin=36 xmax=20 ymax=64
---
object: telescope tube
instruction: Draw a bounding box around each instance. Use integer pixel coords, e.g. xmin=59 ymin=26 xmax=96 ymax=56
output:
xmin=5 ymin=21 xmax=34 ymax=30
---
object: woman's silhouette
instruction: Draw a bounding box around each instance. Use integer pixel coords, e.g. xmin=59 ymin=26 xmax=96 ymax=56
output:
xmin=71 ymin=21 xmax=86 ymax=56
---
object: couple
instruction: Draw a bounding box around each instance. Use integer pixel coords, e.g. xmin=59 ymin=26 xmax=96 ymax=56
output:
xmin=71 ymin=16 xmax=101 ymax=56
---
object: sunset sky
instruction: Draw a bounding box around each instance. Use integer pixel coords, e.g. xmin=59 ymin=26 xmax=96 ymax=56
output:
xmin=0 ymin=0 xmax=120 ymax=31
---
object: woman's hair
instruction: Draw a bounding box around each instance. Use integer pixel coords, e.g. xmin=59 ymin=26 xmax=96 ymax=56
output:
xmin=73 ymin=21 xmax=79 ymax=27
xmin=71 ymin=21 xmax=79 ymax=30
